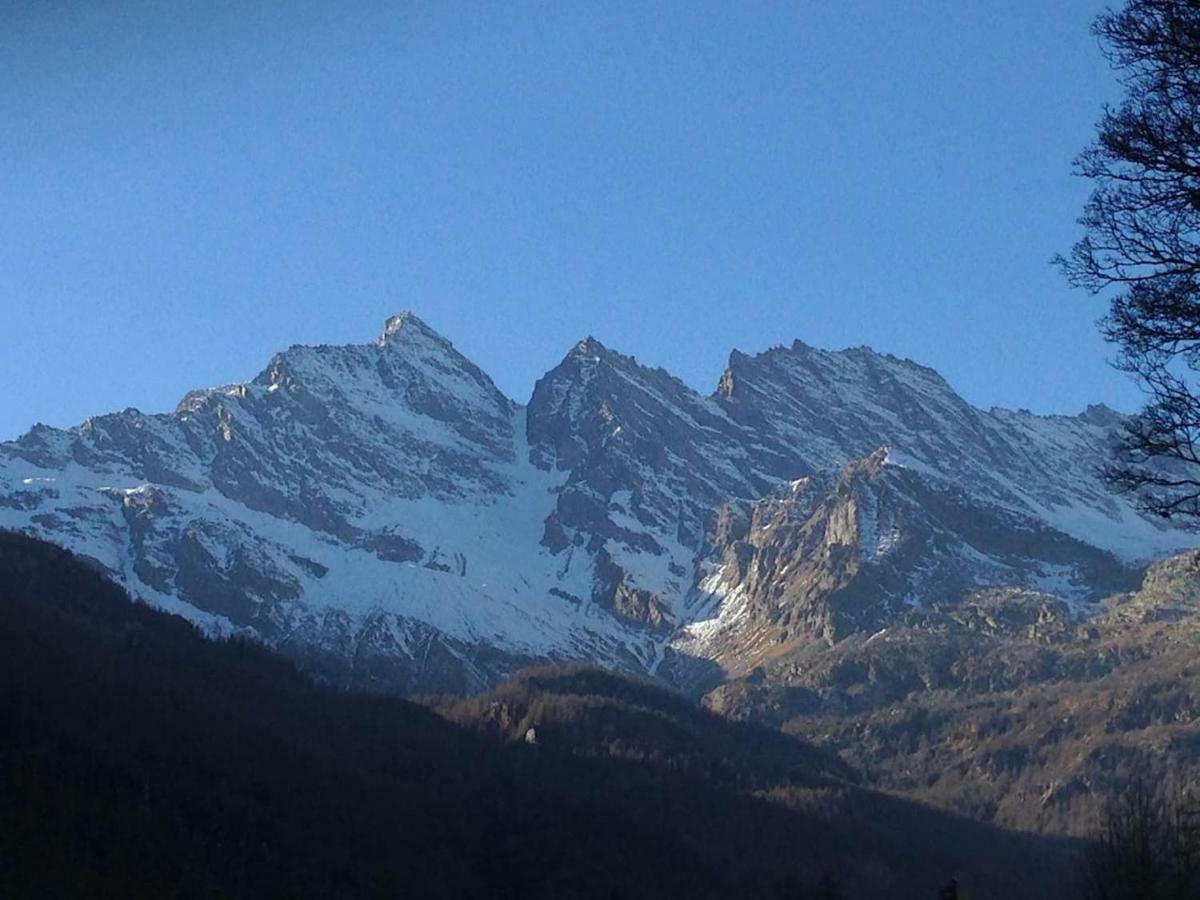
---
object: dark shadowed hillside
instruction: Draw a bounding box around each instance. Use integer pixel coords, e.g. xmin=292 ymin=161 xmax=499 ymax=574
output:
xmin=0 ymin=531 xmax=1078 ymax=899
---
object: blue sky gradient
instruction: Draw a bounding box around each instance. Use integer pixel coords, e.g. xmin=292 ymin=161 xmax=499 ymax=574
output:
xmin=1 ymin=0 xmax=1125 ymax=440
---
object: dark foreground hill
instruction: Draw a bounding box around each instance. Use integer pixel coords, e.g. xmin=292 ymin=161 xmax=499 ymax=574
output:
xmin=0 ymin=531 xmax=1075 ymax=898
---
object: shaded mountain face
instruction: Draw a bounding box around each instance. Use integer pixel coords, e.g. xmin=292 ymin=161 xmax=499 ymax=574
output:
xmin=0 ymin=314 xmax=1191 ymax=694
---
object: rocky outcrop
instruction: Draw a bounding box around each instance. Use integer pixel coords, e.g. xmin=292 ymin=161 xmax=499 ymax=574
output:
xmin=671 ymin=448 xmax=1138 ymax=681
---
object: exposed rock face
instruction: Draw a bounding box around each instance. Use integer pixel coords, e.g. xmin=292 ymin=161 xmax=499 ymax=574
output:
xmin=0 ymin=314 xmax=1191 ymax=696
xmin=670 ymin=449 xmax=1136 ymax=688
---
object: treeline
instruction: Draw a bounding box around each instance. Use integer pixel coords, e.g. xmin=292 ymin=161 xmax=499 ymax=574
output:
xmin=1 ymin=531 xmax=1070 ymax=898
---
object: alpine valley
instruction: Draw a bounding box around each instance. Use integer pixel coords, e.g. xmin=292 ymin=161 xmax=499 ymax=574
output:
xmin=5 ymin=313 xmax=1199 ymax=837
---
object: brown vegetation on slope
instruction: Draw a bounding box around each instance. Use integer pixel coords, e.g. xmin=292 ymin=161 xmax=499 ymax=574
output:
xmin=705 ymin=552 xmax=1200 ymax=837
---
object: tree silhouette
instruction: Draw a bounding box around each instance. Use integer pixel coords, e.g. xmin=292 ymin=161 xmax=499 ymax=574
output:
xmin=1080 ymin=780 xmax=1200 ymax=899
xmin=1059 ymin=0 xmax=1200 ymax=520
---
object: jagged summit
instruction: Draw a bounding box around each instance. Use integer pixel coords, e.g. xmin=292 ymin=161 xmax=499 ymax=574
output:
xmin=250 ymin=312 xmax=512 ymax=434
xmin=570 ymin=335 xmax=607 ymax=357
xmin=378 ymin=310 xmax=453 ymax=350
xmin=715 ymin=339 xmax=949 ymax=403
xmin=170 ymin=313 xmax=480 ymax=417
xmin=1076 ymin=402 xmax=1124 ymax=427
xmin=552 ymin=334 xmax=671 ymax=383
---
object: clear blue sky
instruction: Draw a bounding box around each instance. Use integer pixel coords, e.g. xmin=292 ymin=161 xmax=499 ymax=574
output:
xmin=2 ymin=0 xmax=1128 ymax=441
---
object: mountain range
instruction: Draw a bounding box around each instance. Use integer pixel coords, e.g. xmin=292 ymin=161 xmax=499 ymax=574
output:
xmin=1 ymin=312 xmax=1190 ymax=703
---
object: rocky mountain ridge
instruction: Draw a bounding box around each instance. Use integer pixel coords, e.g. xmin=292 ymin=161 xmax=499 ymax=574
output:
xmin=0 ymin=313 xmax=1191 ymax=695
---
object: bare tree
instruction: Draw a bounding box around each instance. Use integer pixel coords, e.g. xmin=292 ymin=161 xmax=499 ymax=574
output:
xmin=1081 ymin=780 xmax=1200 ymax=899
xmin=1059 ymin=0 xmax=1200 ymax=520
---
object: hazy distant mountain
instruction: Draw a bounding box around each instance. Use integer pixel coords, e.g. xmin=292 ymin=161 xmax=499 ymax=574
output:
xmin=0 ymin=313 xmax=1191 ymax=696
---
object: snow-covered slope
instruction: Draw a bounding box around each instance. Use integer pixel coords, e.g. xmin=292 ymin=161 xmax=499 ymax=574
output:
xmin=0 ymin=315 xmax=1192 ymax=693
